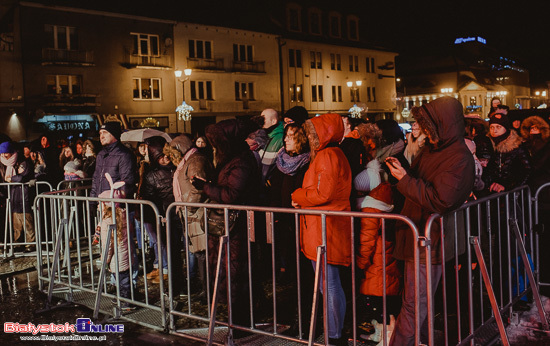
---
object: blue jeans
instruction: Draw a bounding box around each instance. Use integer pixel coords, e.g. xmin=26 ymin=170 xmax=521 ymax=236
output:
xmin=111 ymin=270 xmax=131 ymax=299
xmin=390 ymin=261 xmax=442 ymax=346
xmin=145 ymin=222 xmax=168 ymax=273
xmin=311 ymin=260 xmax=346 ymax=339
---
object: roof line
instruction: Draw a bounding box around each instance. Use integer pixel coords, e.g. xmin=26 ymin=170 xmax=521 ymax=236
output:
xmin=19 ymin=1 xmax=177 ymax=24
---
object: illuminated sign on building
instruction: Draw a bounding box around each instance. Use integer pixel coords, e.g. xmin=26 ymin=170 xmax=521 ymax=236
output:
xmin=454 ymin=36 xmax=486 ymax=45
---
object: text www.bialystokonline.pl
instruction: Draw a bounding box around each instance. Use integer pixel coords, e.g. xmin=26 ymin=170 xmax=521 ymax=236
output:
xmin=19 ymin=335 xmax=107 ymax=341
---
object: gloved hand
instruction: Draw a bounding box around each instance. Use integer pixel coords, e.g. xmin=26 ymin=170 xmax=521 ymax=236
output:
xmin=191 ymin=176 xmax=207 ymax=190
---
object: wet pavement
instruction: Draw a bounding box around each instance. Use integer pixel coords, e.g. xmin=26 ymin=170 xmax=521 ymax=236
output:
xmin=0 ymin=258 xmax=202 ymax=345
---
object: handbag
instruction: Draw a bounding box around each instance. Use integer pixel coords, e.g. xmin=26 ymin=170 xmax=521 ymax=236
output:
xmin=206 ymin=204 xmax=241 ymax=236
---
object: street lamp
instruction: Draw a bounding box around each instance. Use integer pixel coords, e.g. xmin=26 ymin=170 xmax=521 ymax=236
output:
xmin=347 ymin=80 xmax=362 ymax=102
xmin=175 ymin=68 xmax=192 ymax=131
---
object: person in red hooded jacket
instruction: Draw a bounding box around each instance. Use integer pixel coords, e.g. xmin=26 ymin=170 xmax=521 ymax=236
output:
xmin=291 ymin=113 xmax=352 ymax=344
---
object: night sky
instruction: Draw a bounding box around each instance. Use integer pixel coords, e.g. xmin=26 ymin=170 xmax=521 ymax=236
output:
xmin=34 ymin=0 xmax=550 ymax=84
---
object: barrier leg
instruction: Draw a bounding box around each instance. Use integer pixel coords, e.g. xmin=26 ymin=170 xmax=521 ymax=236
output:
xmin=207 ymin=235 xmax=229 ymax=346
xmin=472 ymin=236 xmax=510 ymax=345
xmin=308 ymin=245 xmax=325 ymax=346
xmin=93 ymin=225 xmax=114 ymax=320
xmin=509 ymin=219 xmax=550 ymax=330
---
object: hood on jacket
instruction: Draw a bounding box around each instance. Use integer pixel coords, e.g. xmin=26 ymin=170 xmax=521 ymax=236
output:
xmin=492 ymin=129 xmax=523 ymax=154
xmin=411 ymin=96 xmax=465 ymax=150
xmin=206 ymin=118 xmax=256 ymax=167
xmin=304 ymin=113 xmax=344 ymax=153
xmin=145 ymin=136 xmax=168 ymax=165
xmin=520 ymin=115 xmax=550 ymax=142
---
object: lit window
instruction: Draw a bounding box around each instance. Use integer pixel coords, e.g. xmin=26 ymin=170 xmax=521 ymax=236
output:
xmin=290 ymin=84 xmax=303 ymax=102
xmin=133 ymin=78 xmax=161 ymax=100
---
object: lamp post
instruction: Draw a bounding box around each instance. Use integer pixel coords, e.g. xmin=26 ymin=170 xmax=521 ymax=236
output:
xmin=347 ymin=80 xmax=362 ymax=103
xmin=174 ymin=68 xmax=192 ymax=132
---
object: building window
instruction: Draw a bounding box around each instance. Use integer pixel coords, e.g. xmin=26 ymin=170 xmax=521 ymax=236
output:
xmin=290 ymin=84 xmax=303 ymax=102
xmin=131 ymin=33 xmax=159 ymax=57
xmin=45 ymin=25 xmax=77 ymax=50
xmin=47 ymin=75 xmax=81 ymax=94
xmin=311 ymin=85 xmax=324 ymax=102
xmin=332 ymin=85 xmax=342 ymax=102
xmin=310 ymin=51 xmax=322 ymax=69
xmin=367 ymin=87 xmax=376 ymax=102
xmin=330 ymin=53 xmax=341 ymax=70
xmin=233 ymin=44 xmax=253 ymax=62
xmin=133 ymin=78 xmax=161 ymax=100
xmin=347 ymin=16 xmax=359 ymax=40
xmin=289 ymin=49 xmax=302 ymax=68
xmin=308 ymin=8 xmax=321 ymax=35
xmin=349 ymin=55 xmax=359 ymax=72
xmin=189 ymin=40 xmax=212 ymax=59
xmin=366 ymin=57 xmax=375 ymax=73
xmin=235 ymin=82 xmax=255 ymax=100
xmin=350 ymin=88 xmax=360 ymax=103
xmin=287 ymin=4 xmax=302 ymax=32
xmin=190 ymin=80 xmax=213 ymax=100
xmin=329 ymin=12 xmax=341 ymax=38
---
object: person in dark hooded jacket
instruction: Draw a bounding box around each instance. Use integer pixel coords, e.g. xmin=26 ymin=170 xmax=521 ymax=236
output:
xmin=192 ymin=118 xmax=261 ymax=328
xmin=141 ymin=136 xmax=184 ymax=295
xmin=385 ymin=96 xmax=475 ymax=346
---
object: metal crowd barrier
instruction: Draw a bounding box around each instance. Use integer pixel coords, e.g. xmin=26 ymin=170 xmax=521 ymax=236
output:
xmin=1 ymin=180 xmax=52 ymax=258
xmin=533 ymin=182 xmax=550 ymax=291
xmin=34 ymin=188 xmax=167 ymax=332
xmin=424 ymin=186 xmax=549 ymax=345
xmin=165 ymin=202 xmax=422 ymax=346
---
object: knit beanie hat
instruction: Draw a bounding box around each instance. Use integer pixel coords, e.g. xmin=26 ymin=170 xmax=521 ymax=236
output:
xmin=0 ymin=141 xmax=15 ymax=154
xmin=100 ymin=121 xmax=122 ymax=140
xmin=284 ymin=106 xmax=309 ymax=126
xmin=489 ymin=113 xmax=510 ymax=129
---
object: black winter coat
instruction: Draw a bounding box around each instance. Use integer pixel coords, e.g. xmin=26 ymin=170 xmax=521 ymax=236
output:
xmin=141 ymin=163 xmax=176 ymax=224
xmin=1 ymin=156 xmax=35 ymax=213
xmin=91 ymin=141 xmax=137 ymax=199
xmin=482 ymin=130 xmax=531 ymax=192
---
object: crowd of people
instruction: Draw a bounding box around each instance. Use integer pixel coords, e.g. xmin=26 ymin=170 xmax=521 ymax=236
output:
xmin=0 ymin=96 xmax=549 ymax=345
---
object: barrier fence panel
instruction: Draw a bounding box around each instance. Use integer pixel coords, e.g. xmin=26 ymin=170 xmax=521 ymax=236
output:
xmin=533 ymin=182 xmax=550 ymax=292
xmin=165 ymin=202 xmax=422 ymax=346
xmin=424 ymin=186 xmax=549 ymax=345
xmin=34 ymin=188 xmax=167 ymax=332
xmin=1 ymin=181 xmax=52 ymax=258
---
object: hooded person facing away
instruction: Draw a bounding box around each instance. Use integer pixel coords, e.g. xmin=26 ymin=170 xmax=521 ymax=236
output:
xmin=384 ymin=96 xmax=475 ymax=346
xmin=291 ymin=113 xmax=352 ymax=344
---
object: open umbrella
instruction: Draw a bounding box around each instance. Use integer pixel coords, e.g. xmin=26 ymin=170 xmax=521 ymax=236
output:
xmin=120 ymin=128 xmax=172 ymax=143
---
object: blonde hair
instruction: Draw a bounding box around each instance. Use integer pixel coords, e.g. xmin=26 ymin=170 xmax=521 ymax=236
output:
xmin=102 ymin=205 xmax=126 ymax=246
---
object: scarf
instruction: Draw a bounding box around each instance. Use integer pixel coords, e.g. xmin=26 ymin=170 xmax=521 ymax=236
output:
xmin=1 ymin=152 xmax=18 ymax=180
xmin=173 ymin=148 xmax=198 ymax=202
xmin=276 ymin=149 xmax=310 ymax=176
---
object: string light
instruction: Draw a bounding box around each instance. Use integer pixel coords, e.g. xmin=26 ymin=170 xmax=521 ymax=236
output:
xmin=349 ymin=104 xmax=364 ymax=118
xmin=176 ymin=101 xmax=194 ymax=121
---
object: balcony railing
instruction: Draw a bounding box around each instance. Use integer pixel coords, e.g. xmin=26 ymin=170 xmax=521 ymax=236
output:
xmin=231 ymin=60 xmax=266 ymax=73
xmin=42 ymin=48 xmax=94 ymax=65
xmin=40 ymin=93 xmax=100 ymax=108
xmin=122 ymin=48 xmax=172 ymax=68
xmin=187 ymin=57 xmax=224 ymax=71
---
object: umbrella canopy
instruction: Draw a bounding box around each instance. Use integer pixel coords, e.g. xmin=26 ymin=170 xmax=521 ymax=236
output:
xmin=120 ymin=128 xmax=172 ymax=143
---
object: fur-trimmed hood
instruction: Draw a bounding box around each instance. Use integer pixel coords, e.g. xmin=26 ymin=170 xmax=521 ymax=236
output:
xmin=520 ymin=115 xmax=550 ymax=142
xmin=304 ymin=113 xmax=344 ymax=154
xmin=411 ymin=96 xmax=465 ymax=150
xmin=490 ymin=129 xmax=523 ymax=154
